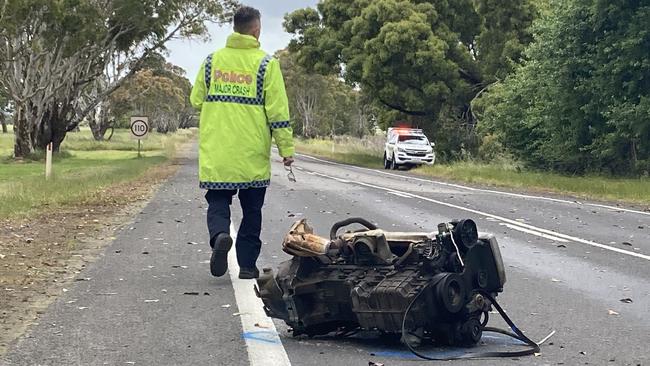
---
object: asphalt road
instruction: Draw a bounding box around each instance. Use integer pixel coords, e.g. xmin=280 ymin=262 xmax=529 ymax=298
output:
xmin=3 ymin=148 xmax=649 ymax=366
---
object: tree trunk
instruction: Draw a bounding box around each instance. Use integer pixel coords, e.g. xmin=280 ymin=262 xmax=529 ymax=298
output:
xmin=35 ymin=103 xmax=71 ymax=153
xmin=89 ymin=116 xmax=106 ymax=140
xmin=91 ymin=123 xmax=110 ymax=140
xmin=50 ymin=121 xmax=67 ymax=152
xmin=1 ymin=113 xmax=6 ymax=133
xmin=630 ymin=139 xmax=638 ymax=171
xmin=13 ymin=107 xmax=33 ymax=158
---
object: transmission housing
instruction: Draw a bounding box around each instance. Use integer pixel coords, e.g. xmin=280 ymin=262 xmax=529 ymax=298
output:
xmin=255 ymin=218 xmax=506 ymax=346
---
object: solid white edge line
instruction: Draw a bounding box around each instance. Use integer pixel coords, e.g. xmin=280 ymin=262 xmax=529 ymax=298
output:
xmin=499 ymin=223 xmax=569 ymax=243
xmin=295 ymin=152 xmax=650 ymax=217
xmin=388 ymin=191 xmax=412 ymax=198
xmin=228 ymin=225 xmax=291 ymax=366
xmin=305 ymin=168 xmax=650 ymax=262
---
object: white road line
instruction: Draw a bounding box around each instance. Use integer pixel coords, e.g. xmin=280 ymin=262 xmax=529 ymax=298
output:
xmin=388 ymin=191 xmax=412 ymax=198
xmin=296 ymin=153 xmax=650 ymax=217
xmin=587 ymin=203 xmax=650 ymax=215
xmin=305 ymin=168 xmax=650 ymax=261
xmin=499 ymin=223 xmax=569 ymax=243
xmin=228 ymin=226 xmax=291 ymax=366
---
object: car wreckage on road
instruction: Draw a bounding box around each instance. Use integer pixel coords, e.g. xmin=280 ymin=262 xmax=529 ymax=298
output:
xmin=255 ymin=217 xmax=508 ymax=348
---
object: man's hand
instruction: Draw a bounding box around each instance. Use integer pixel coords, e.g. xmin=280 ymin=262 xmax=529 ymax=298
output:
xmin=283 ymin=156 xmax=295 ymax=166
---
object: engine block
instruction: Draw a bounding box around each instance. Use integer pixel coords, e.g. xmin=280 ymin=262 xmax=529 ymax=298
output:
xmin=255 ymin=218 xmax=506 ymax=346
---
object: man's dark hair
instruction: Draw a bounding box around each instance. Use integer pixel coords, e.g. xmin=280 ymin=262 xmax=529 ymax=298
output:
xmin=233 ymin=6 xmax=261 ymax=34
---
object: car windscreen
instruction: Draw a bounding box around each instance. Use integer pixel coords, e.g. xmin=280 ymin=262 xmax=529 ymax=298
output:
xmin=398 ymin=135 xmax=429 ymax=145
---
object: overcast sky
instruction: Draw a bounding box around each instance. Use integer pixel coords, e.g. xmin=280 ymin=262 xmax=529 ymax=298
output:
xmin=167 ymin=0 xmax=318 ymax=81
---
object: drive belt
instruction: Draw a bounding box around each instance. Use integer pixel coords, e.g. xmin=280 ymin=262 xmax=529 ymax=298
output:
xmin=401 ymin=285 xmax=555 ymax=361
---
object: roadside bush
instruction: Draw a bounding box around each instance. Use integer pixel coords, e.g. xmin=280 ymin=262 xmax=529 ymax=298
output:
xmin=478 ymin=134 xmax=510 ymax=163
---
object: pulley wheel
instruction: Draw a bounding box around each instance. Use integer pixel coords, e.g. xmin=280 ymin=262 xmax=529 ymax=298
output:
xmin=459 ymin=317 xmax=483 ymax=345
xmin=453 ymin=219 xmax=478 ymax=251
xmin=435 ymin=273 xmax=466 ymax=313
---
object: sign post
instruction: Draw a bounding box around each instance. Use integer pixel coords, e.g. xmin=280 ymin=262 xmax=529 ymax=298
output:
xmin=45 ymin=142 xmax=53 ymax=180
xmin=130 ymin=116 xmax=149 ymax=158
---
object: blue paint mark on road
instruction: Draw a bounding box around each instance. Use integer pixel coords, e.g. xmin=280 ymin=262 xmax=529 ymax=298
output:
xmin=482 ymin=334 xmax=527 ymax=345
xmin=242 ymin=330 xmax=281 ymax=344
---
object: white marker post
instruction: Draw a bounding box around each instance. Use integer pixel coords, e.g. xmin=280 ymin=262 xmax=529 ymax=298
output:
xmin=130 ymin=116 xmax=149 ymax=158
xmin=45 ymin=142 xmax=53 ymax=180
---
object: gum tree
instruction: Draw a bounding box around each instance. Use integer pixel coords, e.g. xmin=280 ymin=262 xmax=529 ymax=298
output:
xmin=284 ymin=0 xmax=536 ymax=157
xmin=481 ymin=0 xmax=650 ymax=174
xmin=0 ymin=0 xmax=237 ymax=157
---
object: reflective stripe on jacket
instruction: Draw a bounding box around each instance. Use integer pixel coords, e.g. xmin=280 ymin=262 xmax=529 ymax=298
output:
xmin=190 ymin=32 xmax=294 ymax=190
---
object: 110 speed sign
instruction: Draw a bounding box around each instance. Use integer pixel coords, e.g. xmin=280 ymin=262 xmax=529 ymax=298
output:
xmin=130 ymin=116 xmax=149 ymax=140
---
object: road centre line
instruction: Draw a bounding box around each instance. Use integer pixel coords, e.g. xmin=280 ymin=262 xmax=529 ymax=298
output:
xmin=228 ymin=225 xmax=291 ymax=366
xmin=295 ymin=153 xmax=650 ymax=217
xmin=303 ymin=168 xmax=650 ymax=262
xmin=499 ymin=223 xmax=569 ymax=243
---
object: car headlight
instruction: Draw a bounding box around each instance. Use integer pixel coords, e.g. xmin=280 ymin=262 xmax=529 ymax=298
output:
xmin=397 ymin=147 xmax=405 ymax=152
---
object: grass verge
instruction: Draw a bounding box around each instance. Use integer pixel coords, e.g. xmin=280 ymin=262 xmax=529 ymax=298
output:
xmin=295 ymin=138 xmax=383 ymax=169
xmin=0 ymin=127 xmax=196 ymax=218
xmin=295 ymin=138 xmax=650 ymax=205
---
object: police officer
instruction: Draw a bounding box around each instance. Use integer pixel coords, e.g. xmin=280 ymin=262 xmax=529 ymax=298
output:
xmin=190 ymin=5 xmax=295 ymax=279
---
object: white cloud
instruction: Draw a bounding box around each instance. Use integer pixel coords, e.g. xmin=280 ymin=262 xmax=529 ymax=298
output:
xmin=166 ymin=0 xmax=317 ymax=81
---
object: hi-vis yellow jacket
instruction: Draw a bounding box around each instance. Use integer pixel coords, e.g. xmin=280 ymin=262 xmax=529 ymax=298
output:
xmin=190 ymin=32 xmax=294 ymax=190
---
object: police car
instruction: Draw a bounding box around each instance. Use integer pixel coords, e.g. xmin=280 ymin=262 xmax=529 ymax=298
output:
xmin=383 ymin=128 xmax=435 ymax=169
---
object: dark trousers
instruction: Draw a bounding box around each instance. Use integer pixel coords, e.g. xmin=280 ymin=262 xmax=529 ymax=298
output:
xmin=205 ymin=188 xmax=266 ymax=269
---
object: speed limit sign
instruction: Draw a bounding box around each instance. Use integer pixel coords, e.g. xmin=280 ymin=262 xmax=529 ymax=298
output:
xmin=130 ymin=116 xmax=149 ymax=140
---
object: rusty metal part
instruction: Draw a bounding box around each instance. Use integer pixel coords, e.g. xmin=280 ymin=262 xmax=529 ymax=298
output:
xmin=342 ymin=231 xmax=432 ymax=243
xmin=282 ymin=219 xmax=331 ymax=257
xmin=282 ymin=219 xmax=435 ymax=260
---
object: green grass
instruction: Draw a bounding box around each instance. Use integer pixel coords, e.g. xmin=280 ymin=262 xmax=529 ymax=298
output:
xmin=416 ymin=162 xmax=650 ymax=203
xmin=296 ymin=137 xmax=650 ymax=205
xmin=0 ymin=126 xmax=196 ymax=217
xmin=0 ymin=125 xmax=14 ymax=157
xmin=295 ymin=138 xmax=384 ymax=169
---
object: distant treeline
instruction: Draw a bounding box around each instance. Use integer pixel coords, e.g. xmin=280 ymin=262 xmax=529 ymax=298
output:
xmin=283 ymin=0 xmax=649 ymax=176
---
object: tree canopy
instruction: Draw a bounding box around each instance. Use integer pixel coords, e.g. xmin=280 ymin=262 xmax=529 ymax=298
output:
xmin=480 ymin=0 xmax=650 ymax=175
xmin=284 ymin=0 xmax=537 ymax=159
xmin=278 ymin=50 xmax=376 ymax=138
xmin=0 ymin=0 xmax=236 ymax=157
xmin=110 ymin=55 xmax=195 ymax=134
